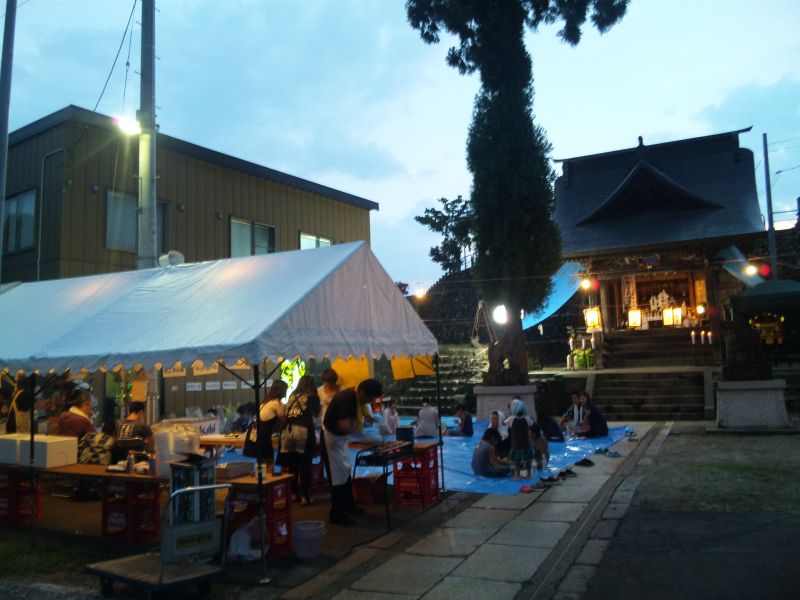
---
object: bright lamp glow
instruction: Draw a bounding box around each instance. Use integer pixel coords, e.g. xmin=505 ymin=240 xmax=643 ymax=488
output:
xmin=662 ymin=307 xmax=674 ymax=326
xmin=696 ymin=304 xmax=706 ymax=315
xmin=583 ymin=307 xmax=601 ymax=330
xmin=580 ymin=278 xmax=592 ymax=291
xmin=628 ymin=309 xmax=642 ymax=328
xmin=414 ymin=288 xmax=426 ymax=299
xmin=492 ymin=305 xmax=508 ymax=324
xmin=744 ymin=264 xmax=758 ymax=277
xmin=672 ymin=307 xmax=682 ymax=326
xmin=115 ymin=116 xmax=141 ymax=135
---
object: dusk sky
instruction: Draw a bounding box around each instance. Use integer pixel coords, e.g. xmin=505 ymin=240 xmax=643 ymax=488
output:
xmin=5 ymin=0 xmax=799 ymax=290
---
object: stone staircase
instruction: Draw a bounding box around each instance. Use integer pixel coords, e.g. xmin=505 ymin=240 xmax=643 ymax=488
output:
xmin=593 ymin=371 xmax=707 ymax=421
xmin=393 ymin=344 xmax=488 ymax=416
xmin=602 ymin=328 xmax=718 ymax=368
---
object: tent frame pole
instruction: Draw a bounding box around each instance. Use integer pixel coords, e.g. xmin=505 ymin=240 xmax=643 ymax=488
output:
xmin=28 ymin=372 xmax=36 ymax=525
xmin=219 ymin=359 xmax=281 ymax=583
xmin=434 ymin=353 xmax=445 ymax=491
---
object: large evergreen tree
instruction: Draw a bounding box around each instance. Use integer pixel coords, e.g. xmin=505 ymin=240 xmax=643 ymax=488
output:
xmin=407 ymin=0 xmax=628 ymax=384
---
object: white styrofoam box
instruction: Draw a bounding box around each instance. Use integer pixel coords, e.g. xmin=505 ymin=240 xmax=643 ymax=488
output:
xmin=173 ymin=418 xmax=221 ymax=436
xmin=18 ymin=435 xmax=78 ymax=468
xmin=0 ymin=433 xmax=31 ymax=465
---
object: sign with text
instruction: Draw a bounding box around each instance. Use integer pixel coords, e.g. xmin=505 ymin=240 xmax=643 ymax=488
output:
xmin=186 ymin=382 xmax=202 ymax=392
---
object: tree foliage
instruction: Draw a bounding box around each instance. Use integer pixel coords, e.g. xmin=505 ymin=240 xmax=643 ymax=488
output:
xmin=407 ymin=0 xmax=628 ymax=383
xmin=415 ymin=194 xmax=474 ymax=274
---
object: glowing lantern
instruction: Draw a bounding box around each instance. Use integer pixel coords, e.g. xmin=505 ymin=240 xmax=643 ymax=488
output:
xmin=628 ymin=309 xmax=642 ymax=329
xmin=583 ymin=307 xmax=602 ymax=331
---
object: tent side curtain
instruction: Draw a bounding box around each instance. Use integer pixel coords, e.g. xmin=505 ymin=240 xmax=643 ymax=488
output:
xmin=717 ymin=245 xmax=764 ymax=287
xmin=522 ymin=262 xmax=585 ymax=330
xmin=390 ymin=355 xmax=435 ymax=380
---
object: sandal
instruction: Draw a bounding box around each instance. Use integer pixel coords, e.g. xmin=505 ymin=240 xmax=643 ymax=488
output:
xmin=575 ymin=458 xmax=594 ymax=467
xmin=605 ymin=450 xmax=621 ymax=458
xmin=519 ymin=485 xmax=535 ymax=493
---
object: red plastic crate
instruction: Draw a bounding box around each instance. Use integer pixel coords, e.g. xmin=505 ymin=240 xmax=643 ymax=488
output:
xmin=13 ymin=475 xmax=42 ymax=522
xmin=393 ymin=471 xmax=440 ymax=505
xmin=227 ymin=509 xmax=293 ymax=561
xmin=310 ymin=461 xmax=326 ymax=493
xmin=230 ymin=477 xmax=291 ymax=513
xmin=352 ymin=474 xmax=387 ymax=505
xmin=393 ymin=445 xmax=438 ymax=477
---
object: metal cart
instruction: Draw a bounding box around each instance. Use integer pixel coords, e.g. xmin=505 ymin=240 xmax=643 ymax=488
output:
xmin=86 ymin=483 xmax=231 ymax=599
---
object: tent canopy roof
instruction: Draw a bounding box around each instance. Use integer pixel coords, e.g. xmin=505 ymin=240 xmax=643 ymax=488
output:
xmin=0 ymin=242 xmax=438 ymax=374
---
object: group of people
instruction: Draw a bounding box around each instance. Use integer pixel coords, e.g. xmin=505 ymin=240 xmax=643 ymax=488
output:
xmin=245 ymin=368 xmax=385 ymax=526
xmin=471 ymin=391 xmax=608 ymax=483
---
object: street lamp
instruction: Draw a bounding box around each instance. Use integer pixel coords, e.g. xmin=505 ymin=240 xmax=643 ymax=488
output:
xmin=115 ymin=116 xmax=141 ymax=135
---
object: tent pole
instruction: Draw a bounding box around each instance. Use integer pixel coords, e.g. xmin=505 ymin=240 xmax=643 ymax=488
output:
xmin=28 ymin=372 xmax=36 ymax=525
xmin=434 ymin=353 xmax=445 ymax=491
xmin=252 ymin=362 xmax=270 ymax=584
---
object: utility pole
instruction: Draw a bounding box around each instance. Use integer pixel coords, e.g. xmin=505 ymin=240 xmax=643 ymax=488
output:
xmin=762 ymin=133 xmax=778 ymax=280
xmin=137 ymin=0 xmax=157 ymax=269
xmin=0 ymin=0 xmax=17 ymax=281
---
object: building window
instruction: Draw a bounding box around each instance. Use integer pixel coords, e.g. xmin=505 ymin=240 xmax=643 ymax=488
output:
xmin=106 ymin=190 xmax=137 ymax=252
xmin=3 ymin=190 xmax=36 ymax=253
xmin=299 ymin=232 xmax=333 ymax=250
xmin=231 ymin=218 xmax=275 ymax=257
xmin=106 ymin=191 xmax=168 ymax=254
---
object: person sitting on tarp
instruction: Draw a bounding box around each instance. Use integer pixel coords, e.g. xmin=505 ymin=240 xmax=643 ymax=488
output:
xmin=323 ymin=378 xmax=382 ymax=526
xmin=448 ymin=404 xmax=474 ymax=437
xmin=378 ymin=397 xmax=400 ymax=438
xmin=471 ymin=428 xmax=511 ymax=478
xmin=559 ymin=391 xmax=582 ymax=435
xmin=576 ymin=391 xmax=608 ymax=438
xmin=414 ymin=400 xmax=440 ymax=438
xmin=488 ymin=410 xmax=511 ymax=458
xmin=57 ymin=381 xmax=96 ymax=439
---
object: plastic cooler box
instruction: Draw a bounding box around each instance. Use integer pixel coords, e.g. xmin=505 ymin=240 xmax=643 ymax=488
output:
xmin=0 ymin=435 xmax=78 ymax=468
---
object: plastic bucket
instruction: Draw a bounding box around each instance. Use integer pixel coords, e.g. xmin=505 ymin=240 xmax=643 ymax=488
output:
xmin=293 ymin=520 xmax=325 ymax=559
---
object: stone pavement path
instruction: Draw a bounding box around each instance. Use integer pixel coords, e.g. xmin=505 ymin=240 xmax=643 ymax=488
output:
xmin=280 ymin=422 xmax=658 ymax=600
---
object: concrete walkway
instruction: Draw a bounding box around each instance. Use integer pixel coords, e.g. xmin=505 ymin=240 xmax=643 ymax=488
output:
xmin=277 ymin=422 xmax=660 ymax=600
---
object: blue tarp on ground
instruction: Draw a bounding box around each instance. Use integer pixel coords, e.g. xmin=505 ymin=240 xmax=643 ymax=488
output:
xmin=218 ymin=418 xmax=629 ymax=496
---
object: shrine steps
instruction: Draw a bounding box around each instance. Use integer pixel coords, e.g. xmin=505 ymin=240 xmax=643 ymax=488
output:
xmin=594 ymin=371 xmax=706 ymax=421
xmin=601 ymin=328 xmax=718 ymax=369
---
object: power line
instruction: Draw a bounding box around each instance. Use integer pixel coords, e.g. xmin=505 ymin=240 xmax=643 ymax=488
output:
xmin=93 ymin=0 xmax=138 ymax=112
xmin=0 ymin=0 xmax=31 ymax=18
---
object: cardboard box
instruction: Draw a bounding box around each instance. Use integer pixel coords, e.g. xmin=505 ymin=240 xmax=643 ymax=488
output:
xmin=0 ymin=434 xmax=31 ymax=464
xmin=18 ymin=435 xmax=78 ymax=468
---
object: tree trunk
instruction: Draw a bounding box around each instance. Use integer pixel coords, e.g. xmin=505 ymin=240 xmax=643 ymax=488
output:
xmin=483 ymin=308 xmax=528 ymax=386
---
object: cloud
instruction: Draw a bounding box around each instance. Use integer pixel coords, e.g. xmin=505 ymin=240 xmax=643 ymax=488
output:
xmin=698 ymin=78 xmax=800 ymax=224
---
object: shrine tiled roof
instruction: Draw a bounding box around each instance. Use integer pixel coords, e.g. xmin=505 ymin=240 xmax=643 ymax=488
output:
xmin=553 ymin=129 xmax=764 ymax=256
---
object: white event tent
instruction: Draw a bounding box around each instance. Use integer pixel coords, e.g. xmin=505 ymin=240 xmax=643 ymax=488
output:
xmin=1 ymin=241 xmax=441 ymax=555
xmin=0 ymin=241 xmax=438 ymax=374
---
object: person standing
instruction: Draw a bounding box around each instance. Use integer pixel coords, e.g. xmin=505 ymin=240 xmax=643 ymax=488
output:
xmin=508 ymin=401 xmax=534 ymax=480
xmin=316 ymin=368 xmax=340 ymax=483
xmin=57 ymin=381 xmax=96 ymax=439
xmin=7 ymin=373 xmax=34 ymax=434
xmin=277 ymin=375 xmax=320 ymax=505
xmin=323 ymin=378 xmax=382 ymax=526
xmin=243 ymin=380 xmax=287 ymax=469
